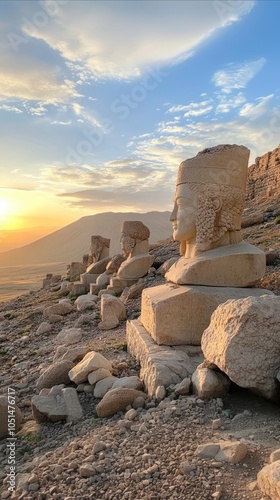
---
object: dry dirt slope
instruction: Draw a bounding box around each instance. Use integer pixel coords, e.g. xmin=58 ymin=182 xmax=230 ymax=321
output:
xmin=0 ymin=211 xmax=172 ymax=266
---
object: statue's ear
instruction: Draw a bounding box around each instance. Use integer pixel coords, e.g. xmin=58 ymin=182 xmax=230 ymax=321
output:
xmin=212 ymin=196 xmax=221 ymax=212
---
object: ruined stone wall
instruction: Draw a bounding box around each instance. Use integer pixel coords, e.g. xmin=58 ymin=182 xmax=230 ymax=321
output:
xmin=246 ymin=144 xmax=280 ymax=200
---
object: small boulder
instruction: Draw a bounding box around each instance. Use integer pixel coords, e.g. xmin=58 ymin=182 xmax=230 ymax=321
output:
xmin=96 ymin=387 xmax=147 ymax=418
xmin=43 ymin=302 xmax=73 ymax=319
xmin=195 ymin=441 xmax=248 ymax=464
xmin=54 ymin=346 xmax=90 ymax=363
xmin=88 ymin=368 xmax=112 ymax=385
xmin=36 ymin=361 xmax=74 ymax=390
xmin=36 ymin=322 xmax=52 ymax=335
xmin=75 ymin=295 xmax=98 ymax=312
xmin=157 ymin=257 xmax=179 ymax=276
xmin=191 ymin=366 xmax=230 ymax=399
xmin=258 ymin=460 xmax=280 ymax=498
xmin=94 ymin=376 xmax=118 ymax=398
xmin=56 ymin=327 xmax=83 ymax=346
xmin=68 ymin=351 xmax=113 ymax=384
xmin=111 ymin=376 xmax=143 ymax=391
xmin=174 ymin=377 xmax=191 ymax=396
xmin=32 ymin=386 xmax=83 ymax=423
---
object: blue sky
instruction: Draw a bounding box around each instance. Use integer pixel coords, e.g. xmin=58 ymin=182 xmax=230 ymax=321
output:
xmin=0 ymin=0 xmax=279 ymax=230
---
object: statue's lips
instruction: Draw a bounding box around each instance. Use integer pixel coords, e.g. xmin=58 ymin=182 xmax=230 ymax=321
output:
xmin=172 ymin=224 xmax=177 ymax=230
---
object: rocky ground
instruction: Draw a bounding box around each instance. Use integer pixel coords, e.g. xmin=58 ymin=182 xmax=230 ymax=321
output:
xmin=0 ymin=202 xmax=279 ymax=500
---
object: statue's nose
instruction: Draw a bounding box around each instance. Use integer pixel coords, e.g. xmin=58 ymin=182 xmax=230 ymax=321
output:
xmin=170 ymin=206 xmax=177 ymax=222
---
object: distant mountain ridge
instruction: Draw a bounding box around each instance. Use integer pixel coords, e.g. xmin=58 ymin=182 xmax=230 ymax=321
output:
xmin=0 ymin=212 xmax=172 ymax=266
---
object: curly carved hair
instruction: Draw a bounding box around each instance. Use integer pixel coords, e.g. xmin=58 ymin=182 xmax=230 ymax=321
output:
xmin=188 ymin=183 xmax=245 ymax=251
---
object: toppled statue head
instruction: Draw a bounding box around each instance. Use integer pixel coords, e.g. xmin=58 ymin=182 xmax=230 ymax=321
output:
xmin=89 ymin=235 xmax=110 ymax=264
xmin=170 ymin=144 xmax=250 ymax=256
xmin=120 ymin=221 xmax=150 ymax=258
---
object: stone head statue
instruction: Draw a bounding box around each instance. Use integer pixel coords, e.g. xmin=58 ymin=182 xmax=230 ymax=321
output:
xmin=120 ymin=221 xmax=150 ymax=258
xmin=170 ymin=144 xmax=250 ymax=257
xmin=89 ymin=235 xmax=110 ymax=264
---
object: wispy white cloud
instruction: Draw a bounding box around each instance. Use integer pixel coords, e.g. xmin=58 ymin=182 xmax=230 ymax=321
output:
xmin=21 ymin=1 xmax=255 ymax=80
xmin=212 ymin=58 xmax=266 ymax=93
xmin=0 ymin=104 xmax=23 ymax=113
xmin=239 ymin=94 xmax=274 ymax=118
xmin=216 ymin=92 xmax=246 ymax=113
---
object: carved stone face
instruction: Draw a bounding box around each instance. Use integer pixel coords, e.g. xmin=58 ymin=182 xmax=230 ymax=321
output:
xmin=170 ymin=184 xmax=198 ymax=244
xmin=120 ymin=234 xmax=135 ymax=257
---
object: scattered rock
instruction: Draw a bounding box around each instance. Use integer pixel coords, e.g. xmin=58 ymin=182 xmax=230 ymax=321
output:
xmin=96 ymin=388 xmax=147 ymax=417
xmin=36 ymin=360 xmax=74 ymax=390
xmin=54 ymin=346 xmax=90 ymax=363
xmin=120 ymin=283 xmax=145 ymax=303
xmin=36 ymin=322 xmax=52 ymax=335
xmin=88 ymin=368 xmax=112 ymax=385
xmin=111 ymin=376 xmax=143 ymax=391
xmin=174 ymin=377 xmax=191 ymax=396
xmin=68 ymin=351 xmax=113 ymax=384
xmin=94 ymin=376 xmax=118 ymax=398
xmin=32 ymin=386 xmax=83 ymax=423
xmin=270 ymin=449 xmax=280 ymax=463
xmin=195 ymin=441 xmax=248 ymax=463
xmin=96 ymin=273 xmax=110 ymax=289
xmin=56 ymin=327 xmax=83 ymax=346
xmin=43 ymin=302 xmax=73 ymax=319
xmin=74 ymin=294 xmax=98 ymax=312
xmin=191 ymin=366 xmax=230 ymax=399
xmin=258 ymin=460 xmax=280 ymax=499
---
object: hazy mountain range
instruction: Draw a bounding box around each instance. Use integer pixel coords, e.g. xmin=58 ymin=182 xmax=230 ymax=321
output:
xmin=0 ymin=212 xmax=172 ymax=266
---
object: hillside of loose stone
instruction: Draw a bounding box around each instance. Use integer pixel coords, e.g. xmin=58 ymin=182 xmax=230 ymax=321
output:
xmin=0 ymin=206 xmax=280 ymax=498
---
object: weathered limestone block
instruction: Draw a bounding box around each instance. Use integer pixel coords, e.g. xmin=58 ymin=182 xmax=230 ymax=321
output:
xmin=108 ymin=276 xmax=138 ymax=294
xmin=66 ymin=262 xmax=86 ymax=280
xmin=0 ymin=396 xmax=23 ymax=439
xmin=98 ymin=294 xmax=126 ymax=330
xmin=126 ymin=319 xmax=195 ymax=395
xmin=36 ymin=361 xmax=74 ymax=390
xmin=191 ymin=366 xmax=230 ymax=399
xmin=72 ymin=282 xmax=87 ymax=296
xmin=80 ymin=273 xmax=99 ymax=286
xmin=68 ymin=351 xmax=113 ymax=384
xmin=32 ymin=386 xmax=83 ymax=423
xmin=141 ymin=283 xmax=274 ymax=345
xmin=258 ymin=461 xmax=280 ymax=499
xmin=96 ymin=388 xmax=147 ymax=418
xmin=202 ymin=295 xmax=280 ymax=401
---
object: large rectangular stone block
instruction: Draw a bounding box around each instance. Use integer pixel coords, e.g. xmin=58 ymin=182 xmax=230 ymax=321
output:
xmin=141 ymin=284 xmax=274 ymax=345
